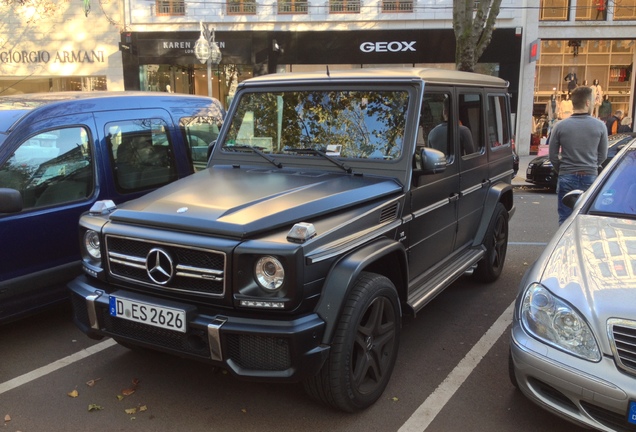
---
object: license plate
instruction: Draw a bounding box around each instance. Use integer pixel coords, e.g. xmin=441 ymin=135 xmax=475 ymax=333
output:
xmin=526 ymin=167 xmax=532 ymax=175
xmin=109 ymin=296 xmax=187 ymax=333
xmin=628 ymin=400 xmax=636 ymax=425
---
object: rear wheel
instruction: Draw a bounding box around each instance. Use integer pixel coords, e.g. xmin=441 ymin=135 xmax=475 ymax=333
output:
xmin=473 ymin=202 xmax=509 ymax=282
xmin=303 ymin=272 xmax=401 ymax=412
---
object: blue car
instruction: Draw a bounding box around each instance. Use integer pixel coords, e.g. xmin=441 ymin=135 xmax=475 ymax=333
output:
xmin=0 ymin=92 xmax=224 ymax=323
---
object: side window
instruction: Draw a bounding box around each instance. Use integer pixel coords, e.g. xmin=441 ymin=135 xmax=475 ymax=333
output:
xmin=106 ymin=119 xmax=177 ymax=192
xmin=180 ymin=110 xmax=224 ymax=172
xmin=421 ymin=91 xmax=452 ymax=157
xmin=458 ymin=92 xmax=483 ymax=156
xmin=487 ymin=94 xmax=511 ymax=148
xmin=0 ymin=127 xmax=93 ymax=210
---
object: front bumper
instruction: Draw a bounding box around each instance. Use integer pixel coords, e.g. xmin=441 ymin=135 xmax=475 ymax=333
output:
xmin=510 ymin=320 xmax=636 ymax=432
xmin=69 ymin=275 xmax=329 ymax=382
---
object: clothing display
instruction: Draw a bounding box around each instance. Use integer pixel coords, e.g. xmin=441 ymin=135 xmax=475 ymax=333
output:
xmin=560 ymin=98 xmax=573 ymax=119
xmin=598 ymin=96 xmax=612 ymax=121
xmin=591 ymin=82 xmax=603 ymax=117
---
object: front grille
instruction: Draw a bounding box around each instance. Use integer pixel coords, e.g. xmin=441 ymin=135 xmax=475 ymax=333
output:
xmin=609 ymin=319 xmax=636 ymax=375
xmin=226 ymin=334 xmax=291 ymax=371
xmin=581 ymin=401 xmax=636 ymax=432
xmin=106 ymin=235 xmax=225 ymax=297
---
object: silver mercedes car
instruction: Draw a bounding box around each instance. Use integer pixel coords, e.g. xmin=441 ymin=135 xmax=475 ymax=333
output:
xmin=509 ymin=137 xmax=636 ymax=432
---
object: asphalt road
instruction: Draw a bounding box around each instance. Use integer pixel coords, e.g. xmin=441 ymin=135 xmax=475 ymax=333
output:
xmin=0 ymin=184 xmax=589 ymax=432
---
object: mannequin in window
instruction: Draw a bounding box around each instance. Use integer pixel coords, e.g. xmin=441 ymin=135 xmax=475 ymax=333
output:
xmin=545 ymin=93 xmax=560 ymax=133
xmin=590 ymin=79 xmax=603 ymax=117
xmin=598 ymin=94 xmax=612 ymax=122
xmin=596 ymin=0 xmax=606 ymax=20
xmin=564 ymin=72 xmax=578 ymax=93
xmin=559 ymin=92 xmax=573 ymax=119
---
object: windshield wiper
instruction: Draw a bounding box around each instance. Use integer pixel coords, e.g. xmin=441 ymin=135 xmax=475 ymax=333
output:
xmin=283 ymin=147 xmax=352 ymax=174
xmin=222 ymin=145 xmax=283 ymax=169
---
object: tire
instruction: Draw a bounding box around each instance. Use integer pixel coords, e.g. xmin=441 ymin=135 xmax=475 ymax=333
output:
xmin=473 ymin=202 xmax=509 ymax=282
xmin=303 ymin=272 xmax=401 ymax=412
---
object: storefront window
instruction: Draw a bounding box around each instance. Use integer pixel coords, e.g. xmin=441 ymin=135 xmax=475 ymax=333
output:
xmin=0 ymin=76 xmax=106 ymax=95
xmin=615 ymin=0 xmax=636 ymax=20
xmin=575 ymin=0 xmax=606 ymax=20
xmin=540 ymin=0 xmax=569 ymax=20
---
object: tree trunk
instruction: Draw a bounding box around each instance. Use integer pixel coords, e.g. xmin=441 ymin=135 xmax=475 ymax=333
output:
xmin=453 ymin=0 xmax=503 ymax=72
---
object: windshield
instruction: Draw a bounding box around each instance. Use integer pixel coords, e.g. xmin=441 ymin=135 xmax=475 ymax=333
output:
xmin=589 ymin=146 xmax=636 ymax=218
xmin=222 ymin=89 xmax=409 ymax=161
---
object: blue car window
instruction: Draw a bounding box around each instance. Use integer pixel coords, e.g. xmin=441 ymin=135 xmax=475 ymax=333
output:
xmin=0 ymin=127 xmax=93 ymax=209
xmin=106 ymin=119 xmax=177 ymax=192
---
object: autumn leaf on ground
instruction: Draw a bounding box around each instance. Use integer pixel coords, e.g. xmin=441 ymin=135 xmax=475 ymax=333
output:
xmin=116 ymin=395 xmax=124 ymax=401
xmin=392 ymin=396 xmax=399 ymax=402
xmin=121 ymin=378 xmax=140 ymax=396
xmin=125 ymin=408 xmax=137 ymax=415
xmin=86 ymin=378 xmax=102 ymax=387
xmin=4 ymin=414 xmax=10 ymax=422
xmin=88 ymin=404 xmax=104 ymax=412
xmin=139 ymin=405 xmax=148 ymax=412
xmin=67 ymin=389 xmax=79 ymax=398
xmin=241 ymin=408 xmax=247 ymax=413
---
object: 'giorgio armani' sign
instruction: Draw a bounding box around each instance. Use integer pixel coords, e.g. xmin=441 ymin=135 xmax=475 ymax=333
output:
xmin=0 ymin=50 xmax=106 ymax=64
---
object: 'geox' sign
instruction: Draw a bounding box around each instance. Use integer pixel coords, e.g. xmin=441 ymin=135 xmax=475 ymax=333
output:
xmin=359 ymin=41 xmax=416 ymax=53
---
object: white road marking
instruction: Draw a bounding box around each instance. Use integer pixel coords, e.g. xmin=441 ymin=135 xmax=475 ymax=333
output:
xmin=398 ymin=301 xmax=515 ymax=432
xmin=0 ymin=339 xmax=117 ymax=395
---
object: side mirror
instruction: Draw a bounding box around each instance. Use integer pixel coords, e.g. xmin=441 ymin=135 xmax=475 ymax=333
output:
xmin=562 ymin=189 xmax=584 ymax=209
xmin=0 ymin=188 xmax=23 ymax=214
xmin=419 ymin=147 xmax=447 ymax=174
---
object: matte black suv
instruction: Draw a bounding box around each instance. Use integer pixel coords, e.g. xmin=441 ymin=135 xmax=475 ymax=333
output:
xmin=69 ymin=69 xmax=515 ymax=411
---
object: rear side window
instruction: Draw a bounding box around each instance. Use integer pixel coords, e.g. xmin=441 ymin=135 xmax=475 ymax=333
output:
xmin=458 ymin=92 xmax=483 ymax=156
xmin=487 ymin=94 xmax=511 ymax=148
xmin=0 ymin=127 xmax=94 ymax=210
xmin=106 ymin=119 xmax=177 ymax=192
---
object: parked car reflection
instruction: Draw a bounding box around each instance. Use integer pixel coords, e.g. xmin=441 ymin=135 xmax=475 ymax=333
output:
xmin=509 ymin=136 xmax=636 ymax=431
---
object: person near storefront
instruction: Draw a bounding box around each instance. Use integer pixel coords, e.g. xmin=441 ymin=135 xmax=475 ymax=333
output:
xmin=618 ymin=116 xmax=632 ymax=133
xmin=606 ymin=110 xmax=624 ymax=136
xmin=549 ymin=86 xmax=608 ymax=225
xmin=591 ymin=79 xmax=603 ymax=117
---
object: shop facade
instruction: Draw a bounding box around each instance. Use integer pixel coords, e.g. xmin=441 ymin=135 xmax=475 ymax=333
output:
xmin=0 ymin=3 xmax=124 ymax=96
xmin=531 ymin=38 xmax=636 ymax=151
xmin=120 ymin=28 xmax=522 ymax=111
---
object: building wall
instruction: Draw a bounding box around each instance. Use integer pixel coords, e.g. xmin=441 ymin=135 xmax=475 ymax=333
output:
xmin=0 ymin=1 xmax=125 ymax=94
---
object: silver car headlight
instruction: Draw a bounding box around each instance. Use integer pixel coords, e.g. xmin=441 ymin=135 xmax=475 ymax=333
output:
xmin=254 ymin=256 xmax=285 ymax=292
xmin=521 ymin=283 xmax=601 ymax=361
xmin=82 ymin=229 xmax=102 ymax=264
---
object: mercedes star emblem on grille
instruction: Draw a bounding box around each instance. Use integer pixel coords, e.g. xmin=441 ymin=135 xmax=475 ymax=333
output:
xmin=146 ymin=248 xmax=174 ymax=285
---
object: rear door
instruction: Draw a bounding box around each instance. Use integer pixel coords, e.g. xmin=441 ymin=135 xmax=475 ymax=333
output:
xmin=455 ymin=88 xmax=489 ymax=249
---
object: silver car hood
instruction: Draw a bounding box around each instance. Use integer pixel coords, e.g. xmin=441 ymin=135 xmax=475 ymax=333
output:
xmin=538 ymin=215 xmax=636 ymax=348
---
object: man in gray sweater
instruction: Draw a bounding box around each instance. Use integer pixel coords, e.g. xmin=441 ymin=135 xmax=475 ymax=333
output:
xmin=548 ymin=85 xmax=608 ymax=225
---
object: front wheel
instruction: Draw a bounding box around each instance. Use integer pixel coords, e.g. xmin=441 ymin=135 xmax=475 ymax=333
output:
xmin=473 ymin=202 xmax=509 ymax=282
xmin=303 ymin=272 xmax=401 ymax=412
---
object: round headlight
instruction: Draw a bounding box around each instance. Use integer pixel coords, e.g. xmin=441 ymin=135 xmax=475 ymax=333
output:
xmin=255 ymin=256 xmax=284 ymax=292
xmin=83 ymin=230 xmax=101 ymax=260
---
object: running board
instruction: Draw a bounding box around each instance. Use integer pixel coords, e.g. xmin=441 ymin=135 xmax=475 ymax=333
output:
xmin=407 ymin=248 xmax=485 ymax=313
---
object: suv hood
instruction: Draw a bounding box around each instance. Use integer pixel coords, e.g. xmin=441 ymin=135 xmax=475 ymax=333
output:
xmin=110 ymin=165 xmax=402 ymax=237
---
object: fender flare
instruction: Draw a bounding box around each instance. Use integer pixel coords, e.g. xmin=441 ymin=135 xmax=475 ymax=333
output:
xmin=314 ymin=237 xmax=407 ymax=344
xmin=472 ymin=182 xmax=514 ymax=247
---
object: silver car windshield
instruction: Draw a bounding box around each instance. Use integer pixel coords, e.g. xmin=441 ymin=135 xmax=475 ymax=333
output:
xmin=222 ymin=89 xmax=409 ymax=161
